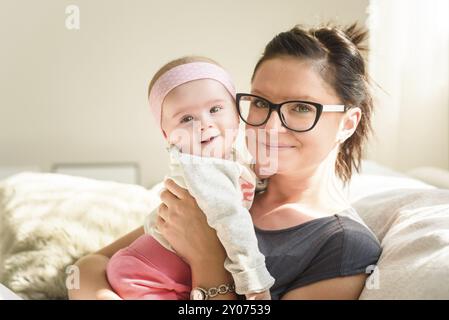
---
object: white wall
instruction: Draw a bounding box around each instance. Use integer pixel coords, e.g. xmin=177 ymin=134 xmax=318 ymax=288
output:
xmin=0 ymin=0 xmax=369 ymax=187
xmin=365 ymin=0 xmax=449 ymax=174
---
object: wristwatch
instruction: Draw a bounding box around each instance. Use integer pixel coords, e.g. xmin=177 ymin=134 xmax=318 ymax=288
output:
xmin=190 ymin=283 xmax=235 ymax=300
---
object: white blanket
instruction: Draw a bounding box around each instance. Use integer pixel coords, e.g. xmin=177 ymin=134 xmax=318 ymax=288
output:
xmin=0 ymin=283 xmax=23 ymax=300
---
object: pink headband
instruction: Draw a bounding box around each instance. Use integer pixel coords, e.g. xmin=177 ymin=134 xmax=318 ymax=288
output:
xmin=148 ymin=62 xmax=236 ymax=134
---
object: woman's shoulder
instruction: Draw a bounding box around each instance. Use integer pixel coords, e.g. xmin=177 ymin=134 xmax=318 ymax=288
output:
xmin=333 ymin=214 xmax=382 ymax=275
xmin=334 ymin=212 xmax=380 ymax=247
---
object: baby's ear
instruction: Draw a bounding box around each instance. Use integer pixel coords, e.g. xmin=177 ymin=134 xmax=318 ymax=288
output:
xmin=162 ymin=130 xmax=167 ymax=139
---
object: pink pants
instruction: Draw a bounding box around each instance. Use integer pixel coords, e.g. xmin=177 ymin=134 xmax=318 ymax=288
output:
xmin=106 ymin=234 xmax=192 ymax=300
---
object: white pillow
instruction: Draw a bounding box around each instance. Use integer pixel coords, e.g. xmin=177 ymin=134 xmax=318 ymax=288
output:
xmin=353 ymin=188 xmax=449 ymax=299
xmin=0 ymin=172 xmax=161 ymax=299
xmin=346 ymin=160 xmax=435 ymax=203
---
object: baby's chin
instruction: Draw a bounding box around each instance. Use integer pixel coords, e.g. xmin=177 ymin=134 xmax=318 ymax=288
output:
xmin=198 ymin=144 xmax=233 ymax=159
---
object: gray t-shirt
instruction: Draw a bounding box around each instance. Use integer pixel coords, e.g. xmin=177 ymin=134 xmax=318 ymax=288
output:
xmin=255 ymin=209 xmax=382 ymax=300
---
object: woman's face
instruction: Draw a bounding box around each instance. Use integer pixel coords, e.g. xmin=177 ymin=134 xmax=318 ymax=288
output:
xmin=247 ymin=56 xmax=350 ymax=176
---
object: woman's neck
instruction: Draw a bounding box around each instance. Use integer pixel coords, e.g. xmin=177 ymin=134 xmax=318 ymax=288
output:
xmin=261 ymin=146 xmax=350 ymax=216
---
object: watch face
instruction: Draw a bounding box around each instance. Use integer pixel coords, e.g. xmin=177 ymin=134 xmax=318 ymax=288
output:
xmin=190 ymin=288 xmax=206 ymax=300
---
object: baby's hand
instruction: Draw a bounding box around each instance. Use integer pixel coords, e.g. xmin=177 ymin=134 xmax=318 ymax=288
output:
xmin=245 ymin=290 xmax=271 ymax=300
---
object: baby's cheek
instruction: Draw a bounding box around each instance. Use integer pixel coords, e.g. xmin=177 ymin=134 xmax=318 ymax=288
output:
xmin=225 ymin=118 xmax=240 ymax=138
xmin=164 ymin=128 xmax=188 ymax=149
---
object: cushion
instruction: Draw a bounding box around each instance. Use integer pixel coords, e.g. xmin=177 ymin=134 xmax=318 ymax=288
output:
xmin=0 ymin=172 xmax=161 ymax=299
xmin=354 ymin=188 xmax=449 ymax=299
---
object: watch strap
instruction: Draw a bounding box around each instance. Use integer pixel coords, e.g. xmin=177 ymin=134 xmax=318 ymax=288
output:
xmin=192 ymin=283 xmax=235 ymax=300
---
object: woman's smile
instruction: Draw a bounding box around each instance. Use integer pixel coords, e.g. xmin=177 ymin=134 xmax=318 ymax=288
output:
xmin=262 ymin=142 xmax=295 ymax=149
xmin=260 ymin=140 xmax=296 ymax=150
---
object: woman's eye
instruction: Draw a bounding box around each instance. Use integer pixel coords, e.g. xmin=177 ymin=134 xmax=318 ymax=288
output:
xmin=210 ymin=105 xmax=222 ymax=113
xmin=293 ymin=104 xmax=312 ymax=113
xmin=180 ymin=115 xmax=193 ymax=123
xmin=254 ymin=99 xmax=269 ymax=108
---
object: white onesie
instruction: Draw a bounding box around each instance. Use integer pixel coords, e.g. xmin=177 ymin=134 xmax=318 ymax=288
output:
xmin=144 ymin=145 xmax=275 ymax=295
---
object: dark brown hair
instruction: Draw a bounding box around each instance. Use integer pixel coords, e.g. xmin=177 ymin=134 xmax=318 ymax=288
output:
xmin=252 ymin=23 xmax=373 ymax=183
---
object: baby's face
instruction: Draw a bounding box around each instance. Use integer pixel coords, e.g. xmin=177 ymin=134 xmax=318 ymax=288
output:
xmin=161 ymin=79 xmax=240 ymax=158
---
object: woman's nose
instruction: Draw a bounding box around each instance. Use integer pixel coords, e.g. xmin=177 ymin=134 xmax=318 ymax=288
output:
xmin=264 ymin=111 xmax=287 ymax=132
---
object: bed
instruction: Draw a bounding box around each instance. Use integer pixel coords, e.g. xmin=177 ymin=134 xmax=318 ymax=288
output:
xmin=0 ymin=160 xmax=448 ymax=299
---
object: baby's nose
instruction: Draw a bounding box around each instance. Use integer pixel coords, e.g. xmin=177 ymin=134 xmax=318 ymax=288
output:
xmin=199 ymin=115 xmax=214 ymax=131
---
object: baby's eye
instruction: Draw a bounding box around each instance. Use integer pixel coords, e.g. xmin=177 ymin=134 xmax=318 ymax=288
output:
xmin=210 ymin=105 xmax=222 ymax=113
xmin=180 ymin=115 xmax=194 ymax=124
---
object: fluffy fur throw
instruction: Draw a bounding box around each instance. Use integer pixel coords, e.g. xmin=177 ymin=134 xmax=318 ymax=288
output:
xmin=0 ymin=172 xmax=160 ymax=299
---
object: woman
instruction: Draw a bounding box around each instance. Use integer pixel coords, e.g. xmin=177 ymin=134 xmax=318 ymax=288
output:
xmin=68 ymin=23 xmax=381 ymax=300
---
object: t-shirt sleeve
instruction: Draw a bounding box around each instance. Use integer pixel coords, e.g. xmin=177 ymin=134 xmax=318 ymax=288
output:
xmin=285 ymin=217 xmax=382 ymax=293
xmin=339 ymin=218 xmax=383 ymax=276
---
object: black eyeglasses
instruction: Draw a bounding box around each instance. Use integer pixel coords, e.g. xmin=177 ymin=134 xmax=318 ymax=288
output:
xmin=236 ymin=93 xmax=347 ymax=132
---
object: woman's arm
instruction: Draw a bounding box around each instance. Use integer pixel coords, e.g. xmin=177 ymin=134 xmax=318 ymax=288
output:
xmin=67 ymin=226 xmax=144 ymax=300
xmin=189 ymin=254 xmax=237 ymax=300
xmin=158 ymin=179 xmax=238 ymax=300
xmin=281 ymin=274 xmax=367 ymax=300
xmin=68 ymin=253 xmax=121 ymax=300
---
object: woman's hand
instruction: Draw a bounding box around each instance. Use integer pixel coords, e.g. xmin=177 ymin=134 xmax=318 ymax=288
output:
xmin=157 ymin=179 xmax=238 ymax=300
xmin=156 ymin=179 xmax=227 ymax=268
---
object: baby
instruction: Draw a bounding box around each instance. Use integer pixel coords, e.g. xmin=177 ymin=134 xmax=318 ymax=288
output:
xmin=106 ymin=56 xmax=274 ymax=300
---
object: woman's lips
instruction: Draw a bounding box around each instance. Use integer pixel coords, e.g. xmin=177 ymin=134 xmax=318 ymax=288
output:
xmin=261 ymin=142 xmax=295 ymax=149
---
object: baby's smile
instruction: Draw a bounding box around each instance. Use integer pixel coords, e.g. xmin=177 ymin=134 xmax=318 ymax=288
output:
xmin=198 ymin=134 xmax=224 ymax=157
xmin=200 ymin=128 xmax=221 ymax=145
xmin=201 ymin=135 xmax=218 ymax=145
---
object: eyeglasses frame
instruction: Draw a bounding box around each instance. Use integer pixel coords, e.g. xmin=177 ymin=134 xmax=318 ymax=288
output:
xmin=236 ymin=93 xmax=347 ymax=132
